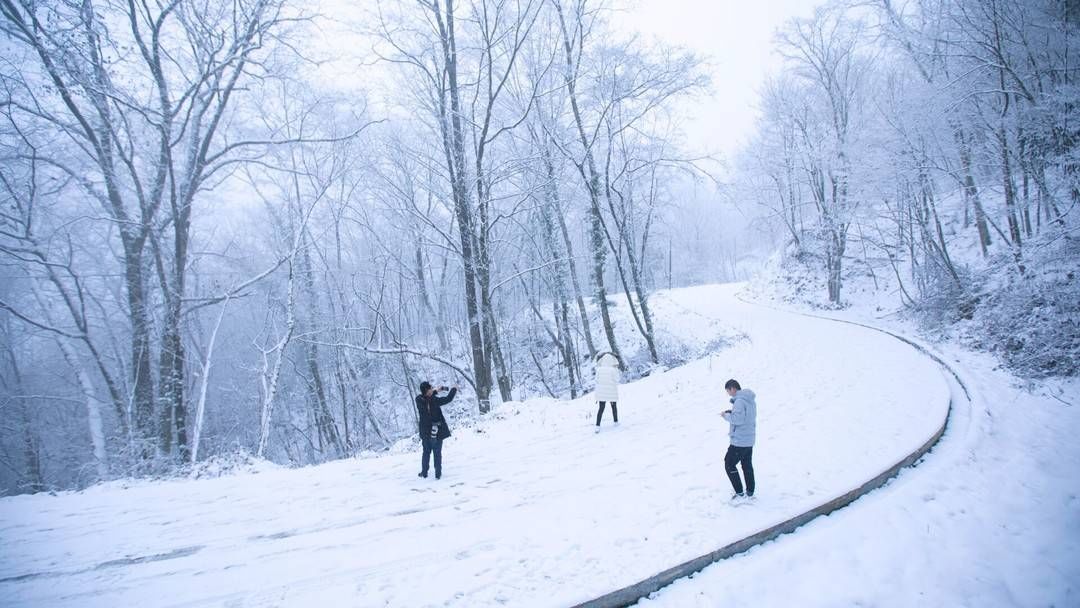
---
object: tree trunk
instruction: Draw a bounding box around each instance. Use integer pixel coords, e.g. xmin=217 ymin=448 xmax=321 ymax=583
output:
xmin=257 ymin=263 xmax=297 ymax=458
xmin=21 ymin=408 xmax=45 ymax=493
xmin=538 ymin=149 xmax=583 ymax=394
xmin=432 ymin=0 xmax=492 ymax=413
xmin=555 ymin=1 xmax=623 ymax=366
xmin=334 ymin=353 xmax=352 ymax=454
xmin=549 ymin=152 xmax=598 ymax=361
xmin=415 ymin=245 xmax=449 ymax=350
xmin=190 ymin=296 xmax=229 ymax=463
xmin=998 ymin=123 xmax=1024 ymax=249
xmin=298 ymin=236 xmax=342 ymax=459
xmin=1019 ymin=135 xmax=1033 ymax=237
xmin=476 ymin=215 xmax=512 ymax=402
xmin=126 ymin=254 xmax=157 ymax=458
xmin=603 ymin=221 xmax=658 ymax=362
xmin=588 ymin=199 xmax=623 ymax=363
xmin=557 ymin=300 xmax=579 ymax=398
xmin=158 ymin=300 xmax=186 ymax=461
xmin=58 ymin=338 xmax=109 ymax=481
xmin=955 ymin=127 xmax=991 ymax=257
xmin=600 ymin=158 xmax=658 ymax=363
xmin=917 ymin=157 xmax=962 ymax=287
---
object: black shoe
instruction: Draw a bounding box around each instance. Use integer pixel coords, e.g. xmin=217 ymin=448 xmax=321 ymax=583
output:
xmin=435 ymin=471 xmax=442 ymax=480
xmin=418 ymin=471 xmax=428 ymax=478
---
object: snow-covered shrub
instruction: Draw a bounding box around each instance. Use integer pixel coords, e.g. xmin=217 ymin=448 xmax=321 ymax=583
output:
xmin=187 ymin=448 xmax=279 ymax=479
xmin=964 ymin=263 xmax=1080 ymax=378
xmin=912 ymin=262 xmax=978 ymax=328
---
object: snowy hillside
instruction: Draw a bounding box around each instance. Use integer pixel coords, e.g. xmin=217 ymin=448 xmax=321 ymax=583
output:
xmin=0 ymin=284 xmax=951 ymax=607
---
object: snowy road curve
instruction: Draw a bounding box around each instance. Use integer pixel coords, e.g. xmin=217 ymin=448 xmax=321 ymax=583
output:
xmin=0 ymin=284 xmax=950 ymax=607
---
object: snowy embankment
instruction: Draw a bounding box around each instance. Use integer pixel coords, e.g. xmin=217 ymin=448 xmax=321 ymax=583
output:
xmin=0 ymin=284 xmax=949 ymax=607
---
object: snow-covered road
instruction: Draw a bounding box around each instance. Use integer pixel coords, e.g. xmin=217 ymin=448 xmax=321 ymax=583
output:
xmin=639 ymin=296 xmax=1080 ymax=608
xmin=0 ymin=284 xmax=950 ymax=607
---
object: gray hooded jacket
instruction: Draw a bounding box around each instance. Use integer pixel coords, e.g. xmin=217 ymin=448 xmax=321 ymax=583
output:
xmin=721 ymin=389 xmax=757 ymax=447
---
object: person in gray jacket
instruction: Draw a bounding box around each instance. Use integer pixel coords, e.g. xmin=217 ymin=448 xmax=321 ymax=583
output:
xmin=721 ymin=379 xmax=756 ymax=499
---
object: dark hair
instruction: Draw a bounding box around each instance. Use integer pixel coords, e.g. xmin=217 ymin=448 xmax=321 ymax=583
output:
xmin=419 ymin=381 xmax=432 ymax=394
xmin=724 ymin=379 xmax=741 ymax=391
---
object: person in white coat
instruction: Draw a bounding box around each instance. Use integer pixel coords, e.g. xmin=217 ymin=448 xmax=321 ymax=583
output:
xmin=594 ymin=352 xmax=621 ymax=430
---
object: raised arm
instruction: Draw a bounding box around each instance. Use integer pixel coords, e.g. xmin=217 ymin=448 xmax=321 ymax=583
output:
xmin=433 ymin=387 xmax=458 ymax=406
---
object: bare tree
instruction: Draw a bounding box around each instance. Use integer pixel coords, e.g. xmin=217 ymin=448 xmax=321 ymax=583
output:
xmin=0 ymin=0 xmax=296 ymax=463
xmin=777 ymin=7 xmax=871 ymax=304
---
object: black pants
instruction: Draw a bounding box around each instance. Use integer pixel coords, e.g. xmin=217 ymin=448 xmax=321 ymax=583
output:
xmin=421 ymin=436 xmax=443 ymax=475
xmin=724 ymin=445 xmax=755 ymax=495
xmin=596 ymin=401 xmax=618 ymax=425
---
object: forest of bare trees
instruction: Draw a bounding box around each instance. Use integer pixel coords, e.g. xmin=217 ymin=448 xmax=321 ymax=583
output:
xmin=0 ymin=0 xmax=711 ymax=493
xmin=0 ymin=0 xmax=1075 ymax=495
xmin=737 ymin=0 xmax=1077 ymax=374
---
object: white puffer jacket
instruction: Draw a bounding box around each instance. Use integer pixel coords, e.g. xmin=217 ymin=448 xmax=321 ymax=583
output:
xmin=594 ymin=353 xmax=620 ymax=402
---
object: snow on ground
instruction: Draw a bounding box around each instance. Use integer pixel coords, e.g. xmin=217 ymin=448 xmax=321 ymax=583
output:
xmin=640 ymin=290 xmax=1080 ymax=608
xmin=0 ymin=284 xmax=949 ymax=607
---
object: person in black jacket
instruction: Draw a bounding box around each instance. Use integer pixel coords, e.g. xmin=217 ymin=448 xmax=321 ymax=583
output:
xmin=416 ymin=381 xmax=457 ymax=480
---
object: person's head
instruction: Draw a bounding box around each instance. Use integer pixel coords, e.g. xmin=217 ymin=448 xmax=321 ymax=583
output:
xmin=724 ymin=379 xmax=741 ymax=397
xmin=419 ymin=381 xmax=434 ymax=396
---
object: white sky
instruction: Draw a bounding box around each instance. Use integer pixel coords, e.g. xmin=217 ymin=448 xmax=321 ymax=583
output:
xmin=312 ymin=0 xmax=824 ymax=165
xmin=613 ymin=0 xmax=825 ymax=162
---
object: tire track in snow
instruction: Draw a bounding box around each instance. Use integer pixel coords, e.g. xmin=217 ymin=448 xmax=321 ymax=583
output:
xmin=0 ymin=545 xmax=205 ymax=584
